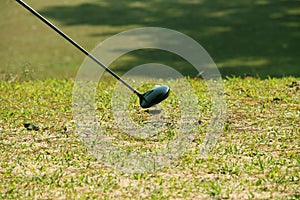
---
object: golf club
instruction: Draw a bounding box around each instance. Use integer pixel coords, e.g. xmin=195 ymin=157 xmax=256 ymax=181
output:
xmin=16 ymin=0 xmax=170 ymax=108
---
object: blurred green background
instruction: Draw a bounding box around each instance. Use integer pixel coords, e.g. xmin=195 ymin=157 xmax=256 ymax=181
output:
xmin=1 ymin=0 xmax=299 ymax=80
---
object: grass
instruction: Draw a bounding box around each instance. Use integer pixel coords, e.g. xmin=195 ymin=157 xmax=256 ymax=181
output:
xmin=0 ymin=77 xmax=299 ymax=199
xmin=1 ymin=0 xmax=300 ymax=79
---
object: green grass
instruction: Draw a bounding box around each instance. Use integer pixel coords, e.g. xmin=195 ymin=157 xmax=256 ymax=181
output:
xmin=1 ymin=0 xmax=300 ymax=80
xmin=0 ymin=77 xmax=299 ymax=199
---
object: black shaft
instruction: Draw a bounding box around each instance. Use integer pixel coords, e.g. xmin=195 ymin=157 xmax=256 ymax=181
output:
xmin=16 ymin=0 xmax=140 ymax=95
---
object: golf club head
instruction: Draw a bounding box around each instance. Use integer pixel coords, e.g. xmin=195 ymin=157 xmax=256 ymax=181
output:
xmin=139 ymin=85 xmax=170 ymax=108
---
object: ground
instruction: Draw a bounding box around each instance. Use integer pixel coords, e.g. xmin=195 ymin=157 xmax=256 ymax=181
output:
xmin=0 ymin=77 xmax=299 ymax=199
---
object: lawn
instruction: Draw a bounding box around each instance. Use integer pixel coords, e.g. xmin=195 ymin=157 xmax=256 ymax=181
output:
xmin=0 ymin=77 xmax=299 ymax=199
xmin=0 ymin=0 xmax=300 ymax=199
xmin=1 ymin=0 xmax=300 ymax=79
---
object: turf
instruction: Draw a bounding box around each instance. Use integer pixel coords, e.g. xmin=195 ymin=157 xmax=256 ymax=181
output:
xmin=1 ymin=0 xmax=300 ymax=80
xmin=0 ymin=77 xmax=299 ymax=199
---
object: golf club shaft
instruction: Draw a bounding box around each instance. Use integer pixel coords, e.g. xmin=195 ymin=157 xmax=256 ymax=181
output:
xmin=16 ymin=0 xmax=140 ymax=95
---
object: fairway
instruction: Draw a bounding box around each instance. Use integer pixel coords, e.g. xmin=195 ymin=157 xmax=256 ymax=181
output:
xmin=1 ymin=0 xmax=300 ymax=79
xmin=1 ymin=0 xmax=300 ymax=199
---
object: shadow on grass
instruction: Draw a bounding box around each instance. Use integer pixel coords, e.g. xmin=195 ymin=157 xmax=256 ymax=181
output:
xmin=39 ymin=0 xmax=300 ymax=78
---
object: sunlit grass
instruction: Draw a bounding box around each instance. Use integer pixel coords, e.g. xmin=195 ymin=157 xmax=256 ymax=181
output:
xmin=0 ymin=77 xmax=299 ymax=199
